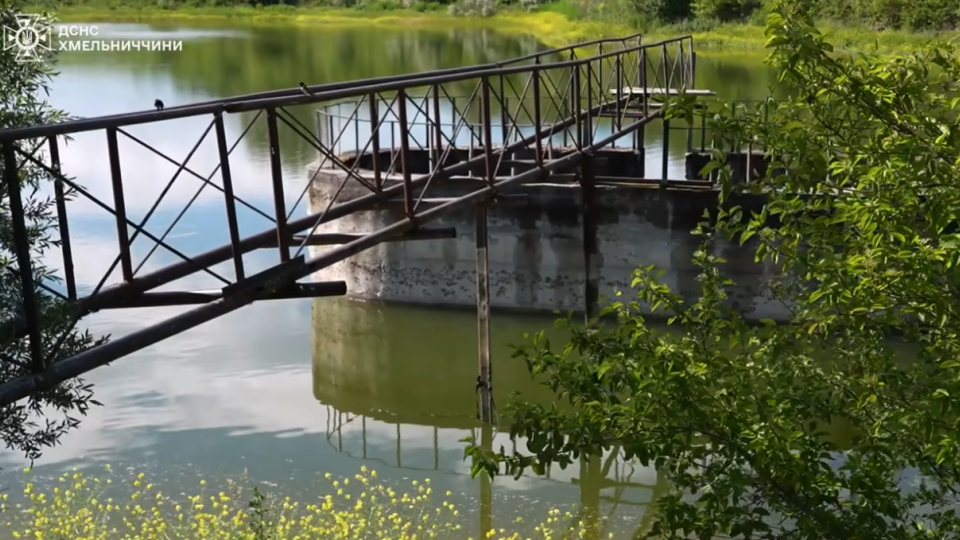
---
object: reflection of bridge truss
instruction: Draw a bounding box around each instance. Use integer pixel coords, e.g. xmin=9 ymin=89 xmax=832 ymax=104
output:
xmin=323 ymin=406 xmax=665 ymax=540
xmin=322 ymin=405 xmax=656 ymax=502
xmin=0 ymin=32 xmax=701 ymax=406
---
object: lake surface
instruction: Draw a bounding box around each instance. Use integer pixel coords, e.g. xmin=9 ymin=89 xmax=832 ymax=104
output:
xmin=0 ymin=21 xmax=776 ymax=538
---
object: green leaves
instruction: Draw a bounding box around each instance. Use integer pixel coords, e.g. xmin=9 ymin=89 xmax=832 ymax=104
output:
xmin=468 ymin=2 xmax=960 ymax=539
xmin=0 ymin=0 xmax=107 ymax=468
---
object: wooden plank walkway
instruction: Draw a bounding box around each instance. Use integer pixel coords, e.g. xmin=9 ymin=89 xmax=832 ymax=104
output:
xmin=610 ymin=87 xmax=717 ymax=97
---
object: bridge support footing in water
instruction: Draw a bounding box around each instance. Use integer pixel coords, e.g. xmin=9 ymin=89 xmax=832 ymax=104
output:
xmin=307 ymin=146 xmax=788 ymax=323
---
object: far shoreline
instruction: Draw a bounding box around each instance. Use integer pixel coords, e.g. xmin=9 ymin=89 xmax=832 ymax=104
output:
xmin=34 ymin=4 xmax=957 ymax=54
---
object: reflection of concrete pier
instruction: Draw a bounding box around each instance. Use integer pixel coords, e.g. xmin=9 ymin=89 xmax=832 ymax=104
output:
xmin=311 ymin=298 xmax=667 ymax=539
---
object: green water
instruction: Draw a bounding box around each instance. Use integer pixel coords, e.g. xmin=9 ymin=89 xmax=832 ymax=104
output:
xmin=0 ymin=21 xmax=777 ymax=538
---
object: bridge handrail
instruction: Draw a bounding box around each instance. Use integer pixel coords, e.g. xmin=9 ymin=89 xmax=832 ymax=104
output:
xmin=166 ymin=32 xmax=646 ymax=113
xmin=0 ymin=35 xmax=692 ymax=143
xmin=172 ymin=32 xmax=647 ymax=112
xmin=314 ymin=95 xmax=768 ymax=123
xmin=226 ymin=36 xmax=692 ymax=112
xmin=485 ymin=30 xmax=643 ymax=65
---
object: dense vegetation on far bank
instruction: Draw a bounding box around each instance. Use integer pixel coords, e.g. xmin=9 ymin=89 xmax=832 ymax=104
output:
xmin=34 ymin=0 xmax=957 ymax=54
xmin=47 ymin=0 xmax=960 ymax=33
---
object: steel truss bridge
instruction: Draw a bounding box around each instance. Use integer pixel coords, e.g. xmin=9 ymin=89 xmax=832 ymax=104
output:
xmin=0 ymin=33 xmax=703 ymax=407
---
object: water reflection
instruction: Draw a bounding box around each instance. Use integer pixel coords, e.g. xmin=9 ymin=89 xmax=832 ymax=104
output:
xmin=312 ymin=298 xmax=663 ymax=538
xmin=0 ymin=296 xmax=662 ymax=539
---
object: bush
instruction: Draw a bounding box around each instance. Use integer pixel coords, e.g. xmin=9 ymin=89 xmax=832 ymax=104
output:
xmin=1 ymin=466 xmax=602 ymax=540
xmin=465 ymin=3 xmax=960 ymax=539
xmin=447 ymin=0 xmax=496 ymax=16
xmin=0 ymin=0 xmax=107 ymax=468
xmin=691 ymin=0 xmax=761 ymax=21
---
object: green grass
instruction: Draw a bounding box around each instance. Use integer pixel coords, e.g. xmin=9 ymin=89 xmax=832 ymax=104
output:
xmin=34 ymin=2 xmax=960 ymax=54
xmin=655 ymin=20 xmax=960 ymax=54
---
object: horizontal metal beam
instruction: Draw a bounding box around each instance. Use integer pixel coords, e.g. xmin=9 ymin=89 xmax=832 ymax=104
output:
xmin=329 ymin=194 xmax=531 ymax=211
xmin=0 ymin=180 xmax=395 ymax=339
xmin=613 ymin=87 xmax=715 ymax=97
xmin=99 ymin=281 xmax=347 ymax=309
xmin=285 ymin=227 xmax=457 ymax=247
xmin=378 ymin=194 xmax=531 ymax=206
xmin=548 ymin=174 xmax=716 ymax=189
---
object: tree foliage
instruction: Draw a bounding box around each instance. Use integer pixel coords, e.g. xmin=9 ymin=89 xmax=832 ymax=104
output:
xmin=0 ymin=0 xmax=106 ymax=465
xmin=466 ymin=1 xmax=960 ymax=538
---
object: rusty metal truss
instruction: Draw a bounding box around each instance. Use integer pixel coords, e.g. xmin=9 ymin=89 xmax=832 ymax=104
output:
xmin=0 ymin=33 xmax=699 ymax=406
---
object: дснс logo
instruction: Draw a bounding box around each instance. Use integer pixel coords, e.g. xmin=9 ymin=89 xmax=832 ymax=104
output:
xmin=2 ymin=14 xmax=53 ymax=63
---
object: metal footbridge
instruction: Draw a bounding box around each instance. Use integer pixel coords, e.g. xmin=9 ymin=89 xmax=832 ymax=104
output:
xmin=0 ymin=33 xmax=708 ymax=406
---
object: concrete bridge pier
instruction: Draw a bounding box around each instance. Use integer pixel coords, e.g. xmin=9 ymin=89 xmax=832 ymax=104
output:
xmin=306 ymin=147 xmax=788 ymax=322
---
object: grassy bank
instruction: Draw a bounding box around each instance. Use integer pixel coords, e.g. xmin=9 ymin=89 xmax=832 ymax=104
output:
xmin=40 ymin=3 xmax=958 ymax=54
xmin=678 ymin=20 xmax=958 ymax=53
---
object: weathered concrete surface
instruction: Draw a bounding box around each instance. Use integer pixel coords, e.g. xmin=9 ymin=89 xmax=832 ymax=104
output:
xmin=307 ymin=148 xmax=789 ymax=321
